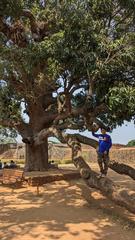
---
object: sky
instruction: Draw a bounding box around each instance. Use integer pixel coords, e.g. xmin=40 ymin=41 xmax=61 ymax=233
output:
xmin=65 ymin=121 xmax=135 ymax=145
xmin=109 ymin=121 xmax=135 ymax=144
xmin=90 ymin=121 xmax=135 ymax=145
xmin=17 ymin=121 xmax=135 ymax=145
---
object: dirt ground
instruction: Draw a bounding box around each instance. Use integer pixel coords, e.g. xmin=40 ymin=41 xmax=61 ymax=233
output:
xmin=0 ymin=164 xmax=135 ymax=240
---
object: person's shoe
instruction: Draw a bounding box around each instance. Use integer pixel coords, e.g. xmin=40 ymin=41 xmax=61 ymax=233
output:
xmin=97 ymin=173 xmax=103 ymax=178
xmin=101 ymin=174 xmax=106 ymax=178
xmin=97 ymin=173 xmax=106 ymax=178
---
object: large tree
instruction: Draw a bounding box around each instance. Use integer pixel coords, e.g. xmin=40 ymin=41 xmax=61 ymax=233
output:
xmin=1 ymin=1 xmax=135 ymax=212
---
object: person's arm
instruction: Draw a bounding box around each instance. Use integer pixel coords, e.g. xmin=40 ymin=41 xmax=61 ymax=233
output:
xmin=92 ymin=132 xmax=99 ymax=138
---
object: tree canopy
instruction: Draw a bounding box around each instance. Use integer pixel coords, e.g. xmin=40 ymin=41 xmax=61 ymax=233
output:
xmin=0 ymin=127 xmax=17 ymax=143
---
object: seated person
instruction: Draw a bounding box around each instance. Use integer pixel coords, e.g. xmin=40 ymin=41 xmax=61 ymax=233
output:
xmin=9 ymin=160 xmax=17 ymax=169
xmin=0 ymin=160 xmax=2 ymax=169
xmin=3 ymin=162 xmax=9 ymax=169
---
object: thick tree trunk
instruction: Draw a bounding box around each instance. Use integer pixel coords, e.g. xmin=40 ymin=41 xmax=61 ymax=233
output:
xmin=25 ymin=138 xmax=48 ymax=171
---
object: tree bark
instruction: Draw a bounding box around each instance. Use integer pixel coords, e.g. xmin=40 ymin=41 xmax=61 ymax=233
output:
xmin=22 ymin=127 xmax=135 ymax=213
xmin=67 ymin=134 xmax=135 ymax=181
xmin=30 ymin=128 xmax=135 ymax=180
xmin=25 ymin=138 xmax=48 ymax=171
xmin=67 ymin=138 xmax=135 ymax=214
xmin=109 ymin=160 xmax=135 ymax=180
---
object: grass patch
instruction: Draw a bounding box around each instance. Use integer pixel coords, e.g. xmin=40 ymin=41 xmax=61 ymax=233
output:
xmin=0 ymin=158 xmax=25 ymax=164
xmin=51 ymin=159 xmax=73 ymax=164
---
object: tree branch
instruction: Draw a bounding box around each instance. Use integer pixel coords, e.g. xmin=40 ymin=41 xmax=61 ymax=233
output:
xmin=0 ymin=119 xmax=16 ymax=128
xmin=67 ymin=133 xmax=135 ymax=181
xmin=16 ymin=122 xmax=32 ymax=139
xmin=0 ymin=118 xmax=30 ymax=139
xmin=23 ymin=119 xmax=135 ymax=182
xmin=0 ymin=9 xmax=49 ymax=47
xmin=57 ymin=121 xmax=85 ymax=131
xmin=0 ymin=17 xmax=28 ymax=47
xmin=67 ymin=134 xmax=98 ymax=149
xmin=22 ymin=9 xmax=49 ymax=41
xmin=52 ymin=106 xmax=85 ymax=125
xmin=22 ymin=9 xmax=38 ymax=33
xmin=109 ymin=160 xmax=135 ymax=181
xmin=66 ymin=136 xmax=135 ymax=214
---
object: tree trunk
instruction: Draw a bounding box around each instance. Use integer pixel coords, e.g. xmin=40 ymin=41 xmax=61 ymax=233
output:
xmin=25 ymin=138 xmax=48 ymax=171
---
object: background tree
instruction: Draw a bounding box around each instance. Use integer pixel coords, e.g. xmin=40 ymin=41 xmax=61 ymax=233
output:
xmin=0 ymin=127 xmax=17 ymax=144
xmin=127 ymin=140 xmax=135 ymax=147
xmin=0 ymin=0 xmax=135 ymax=173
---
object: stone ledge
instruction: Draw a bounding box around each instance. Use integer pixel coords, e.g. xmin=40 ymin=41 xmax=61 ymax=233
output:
xmin=25 ymin=169 xmax=80 ymax=186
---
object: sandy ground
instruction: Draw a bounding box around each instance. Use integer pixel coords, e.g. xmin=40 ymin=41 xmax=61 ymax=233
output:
xmin=0 ymin=164 xmax=135 ymax=240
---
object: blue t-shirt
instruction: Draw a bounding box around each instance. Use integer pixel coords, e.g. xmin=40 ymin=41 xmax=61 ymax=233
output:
xmin=92 ymin=132 xmax=112 ymax=153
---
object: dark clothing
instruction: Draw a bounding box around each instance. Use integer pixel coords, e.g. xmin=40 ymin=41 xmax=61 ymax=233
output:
xmin=9 ymin=163 xmax=17 ymax=169
xmin=0 ymin=162 xmax=2 ymax=169
xmin=4 ymin=165 xmax=9 ymax=169
xmin=97 ymin=151 xmax=109 ymax=175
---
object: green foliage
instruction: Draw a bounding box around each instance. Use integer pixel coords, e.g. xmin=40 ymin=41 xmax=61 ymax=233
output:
xmin=0 ymin=127 xmax=17 ymax=144
xmin=0 ymin=0 xmax=135 ymax=135
xmin=107 ymin=84 xmax=135 ymax=125
xmin=0 ymin=0 xmax=44 ymax=17
xmin=127 ymin=140 xmax=135 ymax=147
xmin=0 ymin=136 xmax=16 ymax=144
xmin=0 ymin=0 xmax=23 ymax=17
xmin=0 ymin=83 xmax=21 ymax=122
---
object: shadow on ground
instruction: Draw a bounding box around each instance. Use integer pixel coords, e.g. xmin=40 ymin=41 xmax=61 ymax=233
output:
xmin=0 ymin=164 xmax=135 ymax=240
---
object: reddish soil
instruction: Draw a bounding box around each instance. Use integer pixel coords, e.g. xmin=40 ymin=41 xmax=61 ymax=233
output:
xmin=0 ymin=164 xmax=135 ymax=240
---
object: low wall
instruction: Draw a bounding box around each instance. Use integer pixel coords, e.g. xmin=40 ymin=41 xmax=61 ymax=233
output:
xmin=50 ymin=144 xmax=135 ymax=164
xmin=110 ymin=148 xmax=135 ymax=163
xmin=0 ymin=143 xmax=135 ymax=165
xmin=0 ymin=143 xmax=25 ymax=159
xmin=83 ymin=148 xmax=135 ymax=164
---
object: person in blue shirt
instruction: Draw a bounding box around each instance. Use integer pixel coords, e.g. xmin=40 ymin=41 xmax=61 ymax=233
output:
xmin=92 ymin=128 xmax=112 ymax=177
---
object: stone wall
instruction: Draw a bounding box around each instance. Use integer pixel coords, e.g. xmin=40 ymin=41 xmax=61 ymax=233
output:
xmin=83 ymin=147 xmax=135 ymax=164
xmin=110 ymin=148 xmax=135 ymax=163
xmin=49 ymin=144 xmax=135 ymax=164
xmin=0 ymin=143 xmax=25 ymax=159
xmin=0 ymin=143 xmax=135 ymax=165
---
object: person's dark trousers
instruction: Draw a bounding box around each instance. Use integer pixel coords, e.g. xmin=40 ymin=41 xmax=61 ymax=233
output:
xmin=102 ymin=152 xmax=109 ymax=175
xmin=97 ymin=151 xmax=110 ymax=175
